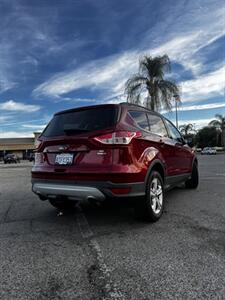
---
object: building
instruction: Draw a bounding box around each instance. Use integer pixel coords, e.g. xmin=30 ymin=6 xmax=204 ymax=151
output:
xmin=0 ymin=132 xmax=41 ymax=160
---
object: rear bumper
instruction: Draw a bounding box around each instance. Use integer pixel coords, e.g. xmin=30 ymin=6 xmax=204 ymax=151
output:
xmin=31 ymin=179 xmax=145 ymax=201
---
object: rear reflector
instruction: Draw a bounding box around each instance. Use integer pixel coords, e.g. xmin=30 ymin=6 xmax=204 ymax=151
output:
xmin=93 ymin=131 xmax=142 ymax=145
xmin=110 ymin=187 xmax=131 ymax=195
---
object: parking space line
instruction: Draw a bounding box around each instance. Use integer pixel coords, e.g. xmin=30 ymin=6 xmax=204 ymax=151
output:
xmin=75 ymin=207 xmax=125 ymax=300
xmin=76 ymin=212 xmax=94 ymax=239
xmin=201 ymin=176 xmax=225 ymax=180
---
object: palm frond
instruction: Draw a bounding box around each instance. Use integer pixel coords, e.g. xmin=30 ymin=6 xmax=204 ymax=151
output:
xmin=214 ymin=114 xmax=223 ymax=121
xmin=139 ymin=55 xmax=171 ymax=80
xmin=125 ymin=74 xmax=147 ymax=104
xmin=209 ymin=114 xmax=225 ymax=130
xmin=125 ymin=54 xmax=179 ymax=112
xmin=157 ymin=80 xmax=180 ymax=111
xmin=209 ymin=120 xmax=221 ymax=127
xmin=179 ymin=123 xmax=194 ymax=135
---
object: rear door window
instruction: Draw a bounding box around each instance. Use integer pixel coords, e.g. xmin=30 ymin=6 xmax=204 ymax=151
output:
xmin=164 ymin=119 xmax=182 ymax=142
xmin=147 ymin=113 xmax=168 ymax=137
xmin=129 ymin=111 xmax=149 ymax=131
xmin=42 ymin=106 xmax=118 ymax=137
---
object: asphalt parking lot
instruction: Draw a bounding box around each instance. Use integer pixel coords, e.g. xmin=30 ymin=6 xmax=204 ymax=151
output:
xmin=0 ymin=155 xmax=225 ymax=300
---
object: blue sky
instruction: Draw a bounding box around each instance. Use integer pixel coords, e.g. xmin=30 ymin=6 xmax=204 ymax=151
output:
xmin=0 ymin=0 xmax=224 ymax=137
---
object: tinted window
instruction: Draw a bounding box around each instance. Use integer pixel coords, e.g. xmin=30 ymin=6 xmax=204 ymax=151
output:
xmin=42 ymin=107 xmax=118 ymax=137
xmin=129 ymin=111 xmax=149 ymax=131
xmin=164 ymin=119 xmax=182 ymax=141
xmin=147 ymin=113 xmax=168 ymax=137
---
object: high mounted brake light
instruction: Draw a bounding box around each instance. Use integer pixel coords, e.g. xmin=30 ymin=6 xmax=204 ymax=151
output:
xmin=93 ymin=131 xmax=142 ymax=145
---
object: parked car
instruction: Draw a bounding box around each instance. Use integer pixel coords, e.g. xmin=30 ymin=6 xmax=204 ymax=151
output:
xmin=201 ymin=147 xmax=217 ymax=155
xmin=4 ymin=154 xmax=20 ymax=164
xmin=29 ymin=153 xmax=35 ymax=162
xmin=32 ymin=103 xmax=198 ymax=222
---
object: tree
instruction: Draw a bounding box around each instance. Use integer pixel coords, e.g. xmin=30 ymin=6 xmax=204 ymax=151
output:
xmin=195 ymin=126 xmax=218 ymax=148
xmin=179 ymin=123 xmax=196 ymax=147
xmin=125 ymin=55 xmax=180 ymax=111
xmin=209 ymin=114 xmax=225 ymax=147
xmin=179 ymin=123 xmax=195 ymax=136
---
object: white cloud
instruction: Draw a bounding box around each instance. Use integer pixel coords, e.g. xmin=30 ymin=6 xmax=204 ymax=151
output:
xmin=32 ymin=4 xmax=225 ymax=103
xmin=33 ymin=51 xmax=138 ymax=99
xmin=32 ymin=39 xmax=224 ymax=107
xmin=172 ymin=118 xmax=214 ymax=129
xmin=0 ymin=100 xmax=41 ymax=112
xmin=0 ymin=45 xmax=18 ymax=93
xmin=58 ymin=97 xmax=98 ymax=103
xmin=0 ymin=78 xmax=17 ymax=93
xmin=34 ymin=34 xmax=206 ymax=99
xmin=152 ymin=14 xmax=225 ymax=75
xmin=181 ymin=66 xmax=225 ymax=102
xmin=162 ymin=102 xmax=225 ymax=113
xmin=22 ymin=124 xmax=46 ymax=130
xmin=0 ymin=131 xmax=34 ymax=138
xmin=0 ymin=0 xmax=61 ymax=93
xmin=0 ymin=115 xmax=11 ymax=123
xmin=150 ymin=34 xmax=203 ymax=74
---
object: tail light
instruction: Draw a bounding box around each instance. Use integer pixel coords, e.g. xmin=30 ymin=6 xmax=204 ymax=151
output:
xmin=35 ymin=139 xmax=42 ymax=149
xmin=35 ymin=153 xmax=44 ymax=164
xmin=93 ymin=131 xmax=142 ymax=145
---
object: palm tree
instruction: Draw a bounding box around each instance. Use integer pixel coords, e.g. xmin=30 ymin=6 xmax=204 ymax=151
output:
xmin=125 ymin=55 xmax=180 ymax=111
xmin=179 ymin=123 xmax=195 ymax=136
xmin=209 ymin=114 xmax=225 ymax=146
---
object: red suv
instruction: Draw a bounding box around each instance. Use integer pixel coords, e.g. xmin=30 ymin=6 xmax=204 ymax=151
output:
xmin=32 ymin=103 xmax=198 ymax=221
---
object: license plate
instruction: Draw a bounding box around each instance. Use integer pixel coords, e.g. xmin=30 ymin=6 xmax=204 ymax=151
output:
xmin=55 ymin=153 xmax=74 ymax=165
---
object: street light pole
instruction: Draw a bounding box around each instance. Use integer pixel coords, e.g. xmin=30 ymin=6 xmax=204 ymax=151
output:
xmin=175 ymin=100 xmax=178 ymax=128
xmin=174 ymin=94 xmax=179 ymax=128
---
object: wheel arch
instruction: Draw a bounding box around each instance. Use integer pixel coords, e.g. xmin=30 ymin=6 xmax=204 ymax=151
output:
xmin=144 ymin=160 xmax=165 ymax=186
xmin=192 ymin=157 xmax=198 ymax=167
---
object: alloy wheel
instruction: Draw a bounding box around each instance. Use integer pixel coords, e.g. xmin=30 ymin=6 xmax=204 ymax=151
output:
xmin=150 ymin=177 xmax=163 ymax=214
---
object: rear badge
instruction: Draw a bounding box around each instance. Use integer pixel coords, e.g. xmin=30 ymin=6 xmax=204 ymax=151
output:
xmin=97 ymin=150 xmax=107 ymax=155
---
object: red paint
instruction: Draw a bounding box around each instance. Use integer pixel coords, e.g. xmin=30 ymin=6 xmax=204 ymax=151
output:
xmin=32 ymin=103 xmax=195 ymax=185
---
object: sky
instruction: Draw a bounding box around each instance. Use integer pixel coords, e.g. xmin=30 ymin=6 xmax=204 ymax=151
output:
xmin=0 ymin=0 xmax=224 ymax=137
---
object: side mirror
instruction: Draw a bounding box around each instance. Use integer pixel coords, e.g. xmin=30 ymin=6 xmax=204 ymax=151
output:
xmin=186 ymin=137 xmax=194 ymax=147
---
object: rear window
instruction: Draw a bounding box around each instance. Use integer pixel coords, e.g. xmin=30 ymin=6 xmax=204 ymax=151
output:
xmin=147 ymin=113 xmax=168 ymax=137
xmin=42 ymin=107 xmax=118 ymax=137
xmin=129 ymin=111 xmax=149 ymax=131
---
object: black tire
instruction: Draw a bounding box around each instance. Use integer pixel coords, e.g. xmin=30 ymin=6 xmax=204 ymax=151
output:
xmin=49 ymin=198 xmax=76 ymax=210
xmin=135 ymin=171 xmax=164 ymax=222
xmin=185 ymin=162 xmax=199 ymax=189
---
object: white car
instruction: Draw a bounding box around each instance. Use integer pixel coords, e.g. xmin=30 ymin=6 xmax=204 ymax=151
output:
xmin=201 ymin=147 xmax=217 ymax=155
